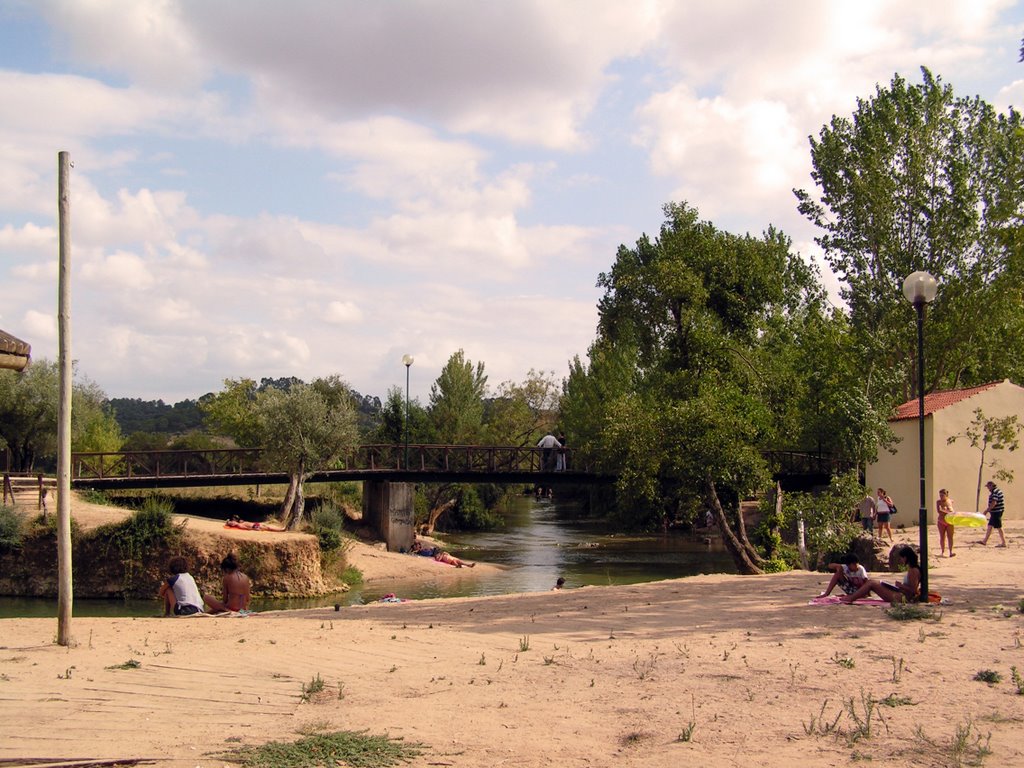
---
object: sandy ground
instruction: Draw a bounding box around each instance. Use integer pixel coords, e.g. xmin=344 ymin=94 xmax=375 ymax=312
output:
xmin=1 ymin=502 xmax=1023 ymax=767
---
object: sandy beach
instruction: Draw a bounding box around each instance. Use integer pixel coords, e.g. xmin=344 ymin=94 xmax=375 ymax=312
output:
xmin=2 ymin=515 xmax=1023 ymax=767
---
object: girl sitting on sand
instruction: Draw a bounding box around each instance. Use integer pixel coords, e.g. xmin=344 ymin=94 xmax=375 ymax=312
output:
xmin=840 ymin=545 xmax=920 ymax=605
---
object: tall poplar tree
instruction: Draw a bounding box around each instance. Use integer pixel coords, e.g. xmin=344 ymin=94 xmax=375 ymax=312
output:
xmin=795 ymin=68 xmax=1024 ymax=400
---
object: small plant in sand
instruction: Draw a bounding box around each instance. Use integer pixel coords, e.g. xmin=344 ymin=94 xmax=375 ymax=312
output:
xmin=1011 ymin=666 xmax=1024 ymax=695
xmin=802 ymin=699 xmax=842 ymax=737
xmin=843 ymin=690 xmax=887 ymax=744
xmin=518 ymin=635 xmax=530 ymax=652
xmin=890 ymin=655 xmax=904 ymax=683
xmin=478 ymin=653 xmax=486 ymax=666
xmin=879 ymin=693 xmax=914 ymax=707
xmin=831 ymin=653 xmax=855 ymax=669
xmin=915 ymin=720 xmax=992 ymax=767
xmin=677 ymin=693 xmax=697 ymax=742
xmin=973 ymin=669 xmax=1001 ymax=685
xmin=106 ymin=659 xmax=141 ymax=670
xmin=220 ymin=728 xmax=424 ymax=768
xmin=633 ymin=653 xmax=657 ymax=680
xmin=301 ymin=674 xmax=325 ymax=701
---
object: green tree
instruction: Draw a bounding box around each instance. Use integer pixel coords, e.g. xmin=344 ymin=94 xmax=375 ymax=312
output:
xmin=428 ymin=349 xmax=488 ymax=444
xmin=947 ymin=407 xmax=1023 ymax=509
xmin=0 ymin=360 xmax=120 ymax=470
xmin=795 ymin=68 xmax=1024 ymax=401
xmin=202 ymin=377 xmax=359 ymax=529
xmin=198 ymin=378 xmax=262 ymax=448
xmin=372 ymin=386 xmax=427 ymax=445
xmin=485 ymin=369 xmax=560 ymax=446
xmin=592 ymin=202 xmax=823 ymax=572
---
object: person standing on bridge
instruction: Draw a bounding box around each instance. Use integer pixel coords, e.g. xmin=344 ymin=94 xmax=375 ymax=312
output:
xmin=555 ymin=432 xmax=568 ymax=471
xmin=537 ymin=433 xmax=561 ymax=471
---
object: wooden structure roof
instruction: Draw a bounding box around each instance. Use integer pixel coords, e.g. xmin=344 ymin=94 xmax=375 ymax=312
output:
xmin=0 ymin=328 xmax=31 ymax=371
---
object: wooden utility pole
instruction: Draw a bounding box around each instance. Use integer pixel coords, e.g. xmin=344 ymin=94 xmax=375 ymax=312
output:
xmin=56 ymin=151 xmax=73 ymax=645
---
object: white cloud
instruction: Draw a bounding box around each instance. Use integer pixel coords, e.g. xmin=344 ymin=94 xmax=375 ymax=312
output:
xmin=79 ymin=249 xmax=154 ymax=289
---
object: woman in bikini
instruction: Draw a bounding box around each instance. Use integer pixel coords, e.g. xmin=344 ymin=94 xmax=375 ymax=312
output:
xmin=840 ymin=546 xmax=920 ymax=605
xmin=203 ymin=552 xmax=252 ymax=613
xmin=226 ymin=515 xmax=286 ymax=532
xmin=433 ymin=549 xmax=475 ymax=568
xmin=936 ymin=488 xmax=955 ymax=557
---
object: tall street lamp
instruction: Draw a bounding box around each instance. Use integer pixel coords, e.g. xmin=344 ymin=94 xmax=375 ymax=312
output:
xmin=902 ymin=270 xmax=938 ymax=602
xmin=402 ymin=354 xmax=414 ymax=469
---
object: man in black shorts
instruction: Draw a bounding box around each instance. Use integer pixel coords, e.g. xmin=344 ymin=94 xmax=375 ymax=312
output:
xmin=980 ymin=480 xmax=1007 ymax=547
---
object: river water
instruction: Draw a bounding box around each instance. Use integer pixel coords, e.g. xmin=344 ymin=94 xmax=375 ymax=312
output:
xmin=0 ymin=496 xmax=735 ymax=618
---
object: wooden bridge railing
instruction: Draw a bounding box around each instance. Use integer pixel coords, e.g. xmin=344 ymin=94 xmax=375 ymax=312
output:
xmin=71 ymin=444 xmax=573 ymax=480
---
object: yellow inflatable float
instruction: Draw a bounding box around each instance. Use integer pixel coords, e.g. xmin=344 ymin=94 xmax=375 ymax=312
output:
xmin=945 ymin=511 xmax=987 ymax=527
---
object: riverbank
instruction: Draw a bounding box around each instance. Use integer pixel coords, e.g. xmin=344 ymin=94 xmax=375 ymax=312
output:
xmin=2 ymin=523 xmax=1022 ymax=767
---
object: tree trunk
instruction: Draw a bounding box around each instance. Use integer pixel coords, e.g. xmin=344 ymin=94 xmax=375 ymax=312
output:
xmin=421 ymin=498 xmax=456 ymax=535
xmin=706 ymin=477 xmax=763 ymax=575
xmin=281 ymin=458 xmax=309 ymax=530
xmin=734 ymin=495 xmax=766 ymax=566
xmin=280 ymin=473 xmax=299 ymax=524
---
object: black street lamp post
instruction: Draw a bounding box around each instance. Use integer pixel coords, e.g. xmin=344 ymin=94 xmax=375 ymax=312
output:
xmin=902 ymin=271 xmax=938 ymax=602
xmin=402 ymin=354 xmax=413 ymax=469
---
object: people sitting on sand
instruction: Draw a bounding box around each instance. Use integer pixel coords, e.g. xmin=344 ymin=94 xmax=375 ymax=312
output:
xmin=818 ymin=553 xmax=868 ymax=597
xmin=840 ymin=546 xmax=921 ymax=605
xmin=202 ymin=552 xmax=252 ymax=614
xmin=226 ymin=515 xmax=286 ymax=532
xmin=159 ymin=556 xmax=206 ymax=616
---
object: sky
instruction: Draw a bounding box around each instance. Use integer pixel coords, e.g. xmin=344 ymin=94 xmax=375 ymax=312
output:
xmin=1 ymin=1 xmax=1022 ymax=405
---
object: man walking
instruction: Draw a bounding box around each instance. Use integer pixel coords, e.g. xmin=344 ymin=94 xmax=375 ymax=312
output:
xmin=856 ymin=493 xmax=877 ymax=537
xmin=980 ymin=480 xmax=1007 ymax=547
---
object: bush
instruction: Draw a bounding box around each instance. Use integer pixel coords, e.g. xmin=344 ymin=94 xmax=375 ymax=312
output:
xmin=0 ymin=505 xmax=23 ymax=551
xmin=310 ymin=501 xmax=352 ymax=554
xmin=94 ymin=497 xmax=183 ymax=592
xmin=781 ymin=472 xmax=863 ymax=568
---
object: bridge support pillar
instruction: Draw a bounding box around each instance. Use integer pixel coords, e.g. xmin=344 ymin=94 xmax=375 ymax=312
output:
xmin=362 ymin=481 xmax=415 ymax=552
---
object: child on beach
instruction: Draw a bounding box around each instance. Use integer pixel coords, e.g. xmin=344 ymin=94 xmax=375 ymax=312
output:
xmin=159 ymin=556 xmax=205 ymax=616
xmin=818 ymin=553 xmax=868 ymax=597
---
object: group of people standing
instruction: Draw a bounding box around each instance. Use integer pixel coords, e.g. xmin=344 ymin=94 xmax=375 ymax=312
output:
xmin=858 ymin=480 xmax=1008 ymax=557
xmin=856 ymin=487 xmax=898 ymax=542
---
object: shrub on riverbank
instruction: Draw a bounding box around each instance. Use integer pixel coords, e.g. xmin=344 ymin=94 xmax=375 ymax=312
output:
xmin=0 ymin=505 xmax=23 ymax=551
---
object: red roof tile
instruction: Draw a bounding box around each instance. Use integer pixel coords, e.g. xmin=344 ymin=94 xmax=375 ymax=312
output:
xmin=891 ymin=381 xmax=1003 ymax=421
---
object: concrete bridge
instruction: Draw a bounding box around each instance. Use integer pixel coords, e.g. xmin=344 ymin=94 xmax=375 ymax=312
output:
xmin=68 ymin=446 xmax=846 ymax=550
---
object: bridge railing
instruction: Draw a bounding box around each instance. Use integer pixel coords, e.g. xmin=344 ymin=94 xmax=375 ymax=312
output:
xmin=72 ymin=448 xmax=266 ymax=479
xmin=71 ymin=444 xmax=576 ymax=480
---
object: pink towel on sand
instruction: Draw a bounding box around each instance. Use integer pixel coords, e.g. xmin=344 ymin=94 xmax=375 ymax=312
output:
xmin=808 ymin=595 xmax=889 ymax=606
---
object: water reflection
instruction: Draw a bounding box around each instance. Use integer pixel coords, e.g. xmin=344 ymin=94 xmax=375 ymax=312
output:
xmin=0 ymin=496 xmax=735 ymax=618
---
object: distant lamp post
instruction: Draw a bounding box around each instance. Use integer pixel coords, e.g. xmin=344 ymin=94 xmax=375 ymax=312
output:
xmin=402 ymin=354 xmax=414 ymax=469
xmin=902 ymin=270 xmax=938 ymax=602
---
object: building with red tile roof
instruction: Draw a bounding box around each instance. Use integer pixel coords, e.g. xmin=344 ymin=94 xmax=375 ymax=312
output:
xmin=867 ymin=379 xmax=1023 ymax=524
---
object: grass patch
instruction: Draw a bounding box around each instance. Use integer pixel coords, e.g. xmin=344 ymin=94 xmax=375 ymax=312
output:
xmin=220 ymin=729 xmax=423 ymax=768
xmin=886 ymin=602 xmax=941 ymax=621
xmin=973 ymin=670 xmax=1001 ymax=685
xmin=106 ymin=659 xmax=141 ymax=670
